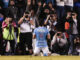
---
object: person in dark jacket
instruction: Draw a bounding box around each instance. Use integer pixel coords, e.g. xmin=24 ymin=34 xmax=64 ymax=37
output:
xmin=8 ymin=0 xmax=18 ymax=21
xmin=68 ymin=12 xmax=80 ymax=55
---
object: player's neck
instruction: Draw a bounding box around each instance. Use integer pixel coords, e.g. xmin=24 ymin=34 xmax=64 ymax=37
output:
xmin=39 ymin=26 xmax=44 ymax=27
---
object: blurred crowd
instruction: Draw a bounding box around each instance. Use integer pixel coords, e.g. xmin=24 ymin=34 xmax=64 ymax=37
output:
xmin=0 ymin=0 xmax=80 ymax=56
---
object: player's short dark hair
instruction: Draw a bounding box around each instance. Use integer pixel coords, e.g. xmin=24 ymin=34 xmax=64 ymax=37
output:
xmin=39 ymin=19 xmax=44 ymax=26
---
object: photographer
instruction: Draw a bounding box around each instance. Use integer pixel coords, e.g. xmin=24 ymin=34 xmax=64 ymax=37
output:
xmin=44 ymin=12 xmax=58 ymax=40
xmin=68 ymin=12 xmax=80 ymax=55
xmin=2 ymin=16 xmax=17 ymax=55
xmin=44 ymin=12 xmax=58 ymax=50
xmin=18 ymin=11 xmax=34 ymax=55
xmin=51 ymin=32 xmax=68 ymax=55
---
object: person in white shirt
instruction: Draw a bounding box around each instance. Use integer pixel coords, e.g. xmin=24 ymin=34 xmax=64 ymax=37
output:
xmin=18 ymin=11 xmax=34 ymax=55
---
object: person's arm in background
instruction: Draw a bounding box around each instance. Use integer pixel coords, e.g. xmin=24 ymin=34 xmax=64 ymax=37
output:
xmin=2 ymin=18 xmax=9 ymax=28
xmin=44 ymin=15 xmax=50 ymax=25
xmin=51 ymin=33 xmax=57 ymax=46
xmin=2 ymin=21 xmax=8 ymax=28
xmin=2 ymin=18 xmax=10 ymax=31
xmin=18 ymin=13 xmax=26 ymax=24
xmin=30 ymin=18 xmax=35 ymax=29
xmin=50 ymin=33 xmax=57 ymax=50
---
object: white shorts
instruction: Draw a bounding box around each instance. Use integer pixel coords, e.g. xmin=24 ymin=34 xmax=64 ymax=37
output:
xmin=34 ymin=46 xmax=50 ymax=55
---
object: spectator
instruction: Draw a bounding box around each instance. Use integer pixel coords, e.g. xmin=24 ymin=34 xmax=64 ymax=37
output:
xmin=43 ymin=6 xmax=50 ymax=20
xmin=44 ymin=12 xmax=58 ymax=50
xmin=68 ymin=12 xmax=80 ymax=55
xmin=64 ymin=11 xmax=72 ymax=54
xmin=48 ymin=2 xmax=55 ymax=12
xmin=8 ymin=0 xmax=18 ymax=21
xmin=8 ymin=0 xmax=19 ymax=47
xmin=2 ymin=16 xmax=17 ymax=55
xmin=51 ymin=32 xmax=68 ymax=55
xmin=32 ymin=0 xmax=37 ymax=11
xmin=18 ymin=11 xmax=34 ymax=55
xmin=26 ymin=0 xmax=32 ymax=12
xmin=35 ymin=0 xmax=43 ymax=20
xmin=43 ymin=2 xmax=47 ymax=8
xmin=32 ymin=0 xmax=36 ymax=5
xmin=44 ymin=12 xmax=58 ymax=40
xmin=30 ymin=9 xmax=39 ymax=28
xmin=65 ymin=11 xmax=72 ymax=40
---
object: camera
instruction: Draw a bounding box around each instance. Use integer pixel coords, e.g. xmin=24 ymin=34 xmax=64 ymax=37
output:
xmin=25 ymin=15 xmax=28 ymax=18
xmin=57 ymin=33 xmax=61 ymax=36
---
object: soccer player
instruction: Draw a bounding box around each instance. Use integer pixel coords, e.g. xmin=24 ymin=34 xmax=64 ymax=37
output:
xmin=33 ymin=20 xmax=51 ymax=56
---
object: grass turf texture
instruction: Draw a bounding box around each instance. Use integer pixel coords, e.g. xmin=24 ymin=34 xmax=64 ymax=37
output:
xmin=0 ymin=56 xmax=80 ymax=60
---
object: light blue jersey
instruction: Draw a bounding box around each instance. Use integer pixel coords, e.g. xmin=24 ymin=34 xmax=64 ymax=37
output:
xmin=33 ymin=27 xmax=50 ymax=48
